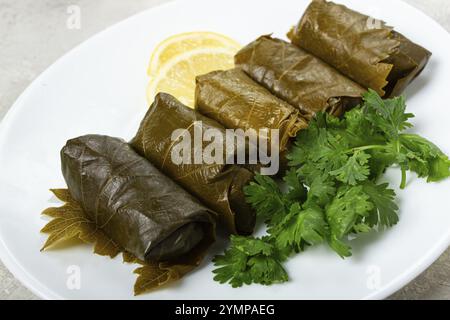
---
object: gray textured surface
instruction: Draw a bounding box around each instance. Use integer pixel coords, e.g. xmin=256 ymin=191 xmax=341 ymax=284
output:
xmin=0 ymin=0 xmax=449 ymax=300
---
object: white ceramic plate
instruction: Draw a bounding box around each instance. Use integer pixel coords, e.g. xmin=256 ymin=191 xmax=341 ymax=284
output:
xmin=1 ymin=0 xmax=449 ymax=300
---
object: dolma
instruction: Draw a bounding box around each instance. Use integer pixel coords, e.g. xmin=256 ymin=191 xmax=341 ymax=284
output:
xmin=195 ymin=68 xmax=308 ymax=151
xmin=61 ymin=134 xmax=215 ymax=262
xmin=131 ymin=93 xmax=256 ymax=235
xmin=235 ymin=35 xmax=366 ymax=119
xmin=288 ymin=0 xmax=431 ymax=97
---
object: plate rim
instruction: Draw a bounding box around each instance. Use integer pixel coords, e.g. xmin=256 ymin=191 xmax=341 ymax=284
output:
xmin=0 ymin=0 xmax=449 ymax=300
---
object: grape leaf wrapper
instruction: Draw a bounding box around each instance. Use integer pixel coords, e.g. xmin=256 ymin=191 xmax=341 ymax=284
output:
xmin=41 ymin=189 xmax=209 ymax=295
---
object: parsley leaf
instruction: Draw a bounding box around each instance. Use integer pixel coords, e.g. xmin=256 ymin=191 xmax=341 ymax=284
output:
xmin=363 ymin=89 xmax=414 ymax=139
xmin=399 ymin=134 xmax=450 ymax=182
xmin=283 ymin=169 xmax=307 ymax=203
xmin=244 ymin=174 xmax=287 ymax=226
xmin=305 ymin=176 xmax=336 ymax=207
xmin=247 ymin=255 xmax=288 ymax=286
xmin=274 ymin=203 xmax=327 ymax=250
xmin=328 ymin=235 xmax=352 ymax=258
xmin=214 ymin=89 xmax=450 ymax=288
xmin=330 ymin=151 xmax=371 ymax=185
xmin=325 ymin=186 xmax=373 ymax=240
xmin=362 ymin=182 xmax=399 ymax=227
xmin=212 ymin=235 xmax=288 ymax=287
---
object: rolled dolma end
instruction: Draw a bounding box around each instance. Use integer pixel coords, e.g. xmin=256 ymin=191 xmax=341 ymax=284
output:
xmin=288 ymin=0 xmax=431 ymax=97
xmin=235 ymin=35 xmax=365 ymax=119
xmin=130 ymin=93 xmax=256 ymax=235
xmin=61 ymin=134 xmax=215 ymax=263
xmin=383 ymin=31 xmax=432 ymax=97
xmin=195 ymin=68 xmax=308 ymax=152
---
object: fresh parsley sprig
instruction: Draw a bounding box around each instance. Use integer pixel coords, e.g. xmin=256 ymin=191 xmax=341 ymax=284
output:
xmin=212 ymin=90 xmax=450 ymax=287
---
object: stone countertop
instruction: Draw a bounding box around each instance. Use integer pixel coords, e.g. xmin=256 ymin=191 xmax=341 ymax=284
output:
xmin=0 ymin=0 xmax=449 ymax=300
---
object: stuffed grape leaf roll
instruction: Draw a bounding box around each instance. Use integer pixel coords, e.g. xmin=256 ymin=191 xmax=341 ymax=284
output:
xmin=131 ymin=93 xmax=256 ymax=235
xmin=288 ymin=0 xmax=431 ymax=97
xmin=61 ymin=134 xmax=215 ymax=263
xmin=235 ymin=35 xmax=366 ymax=119
xmin=195 ymin=68 xmax=308 ymax=151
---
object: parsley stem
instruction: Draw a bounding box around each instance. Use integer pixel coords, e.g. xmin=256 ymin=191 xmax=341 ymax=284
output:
xmin=400 ymin=166 xmax=407 ymax=189
xmin=394 ymin=139 xmax=408 ymax=189
xmin=345 ymin=145 xmax=386 ymax=154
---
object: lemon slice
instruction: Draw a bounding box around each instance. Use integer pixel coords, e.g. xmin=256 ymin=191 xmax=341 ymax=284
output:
xmin=147 ymin=47 xmax=237 ymax=107
xmin=148 ymin=31 xmax=241 ymax=77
